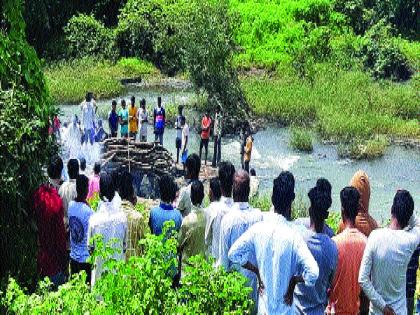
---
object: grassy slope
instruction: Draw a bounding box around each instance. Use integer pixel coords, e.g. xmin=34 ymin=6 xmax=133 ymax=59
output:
xmin=45 ymin=57 xmax=160 ymax=104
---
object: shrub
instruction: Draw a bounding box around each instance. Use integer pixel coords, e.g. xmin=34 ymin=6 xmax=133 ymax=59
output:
xmin=325 ymin=211 xmax=341 ymax=233
xmin=64 ymin=14 xmax=117 ymax=60
xmin=117 ymin=57 xmax=159 ymax=76
xmin=337 ymin=136 xmax=389 ymax=159
xmin=290 ymin=128 xmax=314 ymax=152
xmin=1 ymin=0 xmax=58 ymax=291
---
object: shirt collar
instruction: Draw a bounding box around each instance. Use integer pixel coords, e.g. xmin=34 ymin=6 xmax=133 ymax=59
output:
xmin=237 ymin=202 xmax=250 ymax=211
xmin=160 ymin=202 xmax=174 ymax=211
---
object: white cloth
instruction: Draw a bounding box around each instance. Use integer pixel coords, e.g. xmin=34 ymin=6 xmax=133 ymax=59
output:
xmin=81 ymin=101 xmax=96 ymax=130
xmin=228 ymin=213 xmax=319 ymax=315
xmin=176 ymin=182 xmax=192 ymax=217
xmin=87 ymin=193 xmax=128 ymax=287
xmin=358 ymin=227 xmax=420 ymax=314
xmin=213 ymin=113 xmax=222 ymax=137
xmin=181 ymin=124 xmax=189 ymax=149
xmin=58 ymin=179 xmax=77 ymax=230
xmin=138 ymin=108 xmax=148 ymax=137
xmin=218 ymin=202 xmax=263 ymax=302
xmin=204 ymin=197 xmax=234 ymax=261
xmin=250 ymin=175 xmax=259 ymax=198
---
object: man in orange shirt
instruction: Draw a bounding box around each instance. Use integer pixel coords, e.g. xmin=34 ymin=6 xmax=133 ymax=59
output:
xmin=199 ymin=112 xmax=212 ymax=166
xmin=327 ymin=186 xmax=368 ymax=315
xmin=128 ymin=96 xmax=138 ymax=141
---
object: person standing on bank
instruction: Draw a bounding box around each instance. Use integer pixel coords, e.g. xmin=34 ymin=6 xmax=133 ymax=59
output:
xmin=212 ymin=107 xmax=222 ymax=167
xmin=243 ymin=129 xmax=253 ymax=173
xmin=119 ymin=99 xmax=129 ymax=138
xmin=128 ymin=96 xmax=138 ymax=141
xmin=137 ymin=99 xmax=148 ymax=142
xmin=199 ymin=111 xmax=212 ymax=166
xmin=153 ymin=96 xmax=165 ymax=145
xmin=108 ymin=100 xmax=119 ymax=138
xmin=81 ymin=92 xmax=96 ymax=145
xmin=180 ymin=116 xmax=189 ymax=169
xmin=175 ymin=105 xmax=185 ymax=164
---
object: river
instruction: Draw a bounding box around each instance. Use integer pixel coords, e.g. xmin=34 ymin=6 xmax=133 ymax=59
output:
xmin=59 ymin=84 xmax=420 ymax=222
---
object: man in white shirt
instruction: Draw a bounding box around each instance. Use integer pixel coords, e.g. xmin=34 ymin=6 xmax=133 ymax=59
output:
xmin=137 ymin=98 xmax=148 ymax=142
xmin=80 ymin=92 xmax=96 ymax=145
xmin=205 ymin=161 xmax=235 ymax=261
xmin=88 ymin=173 xmax=127 ymax=287
xmin=59 ymin=159 xmax=79 ymax=231
xmin=180 ymin=116 xmax=189 ymax=169
xmin=176 ymin=153 xmax=200 ymax=217
xmin=359 ymin=190 xmax=420 ymax=315
xmin=218 ymin=169 xmax=263 ymax=303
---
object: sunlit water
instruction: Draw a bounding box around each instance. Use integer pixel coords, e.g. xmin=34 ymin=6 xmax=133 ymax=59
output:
xmin=59 ymin=86 xmax=419 ymax=222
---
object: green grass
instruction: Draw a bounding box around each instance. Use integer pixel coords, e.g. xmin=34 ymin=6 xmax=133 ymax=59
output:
xmin=242 ymin=65 xmax=420 ymax=141
xmin=290 ymin=128 xmax=313 ymax=152
xmin=44 ymin=57 xmax=159 ymax=104
xmin=337 ymin=136 xmax=389 ymax=159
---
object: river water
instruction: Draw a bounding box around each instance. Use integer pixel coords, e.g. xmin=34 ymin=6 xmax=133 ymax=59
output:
xmin=59 ymin=85 xmax=419 ymax=222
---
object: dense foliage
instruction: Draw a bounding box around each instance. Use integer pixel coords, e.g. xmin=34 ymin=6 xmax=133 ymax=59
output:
xmin=3 ymin=229 xmax=253 ymax=314
xmin=0 ymin=0 xmax=58 ymax=290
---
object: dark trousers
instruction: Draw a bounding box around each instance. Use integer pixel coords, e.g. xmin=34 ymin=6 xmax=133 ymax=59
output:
xmin=199 ymin=138 xmax=209 ymax=164
xmin=155 ymin=132 xmax=163 ymax=145
xmin=70 ymin=258 xmax=92 ymax=285
xmin=244 ymin=160 xmax=250 ymax=173
xmin=212 ymin=136 xmax=221 ymax=167
xmin=129 ymin=131 xmax=137 ymax=141
xmin=111 ymin=131 xmax=117 ymax=138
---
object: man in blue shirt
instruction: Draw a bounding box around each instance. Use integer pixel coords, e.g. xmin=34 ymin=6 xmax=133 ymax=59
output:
xmin=68 ymin=174 xmax=94 ymax=284
xmin=108 ymin=100 xmax=119 ymax=138
xmin=153 ymin=96 xmax=166 ymax=145
xmin=149 ymin=174 xmax=182 ymax=236
xmin=294 ymin=183 xmax=338 ymax=314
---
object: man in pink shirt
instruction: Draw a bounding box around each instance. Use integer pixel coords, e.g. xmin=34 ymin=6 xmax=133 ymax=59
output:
xmin=87 ymin=162 xmax=101 ymax=199
xmin=327 ymin=186 xmax=368 ymax=315
xmin=199 ymin=112 xmax=212 ymax=166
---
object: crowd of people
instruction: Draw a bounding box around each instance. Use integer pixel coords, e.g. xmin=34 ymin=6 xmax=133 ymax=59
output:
xmin=34 ymin=146 xmax=419 ymax=314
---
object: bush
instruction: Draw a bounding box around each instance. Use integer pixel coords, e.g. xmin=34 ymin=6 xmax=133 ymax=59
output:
xmin=117 ymin=57 xmax=159 ymax=76
xmin=64 ymin=14 xmax=117 ymax=60
xmin=3 ymin=229 xmax=253 ymax=314
xmin=337 ymin=136 xmax=389 ymax=159
xmin=1 ymin=0 xmax=58 ymax=291
xmin=361 ymin=21 xmax=413 ymax=81
xmin=290 ymin=128 xmax=314 ymax=152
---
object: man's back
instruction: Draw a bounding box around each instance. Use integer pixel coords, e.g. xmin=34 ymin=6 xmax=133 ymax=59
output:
xmin=149 ymin=203 xmax=182 ymax=236
xmin=59 ymin=180 xmax=77 ymax=228
xmin=228 ymin=215 xmax=319 ymax=315
xmin=121 ymin=200 xmax=145 ymax=259
xmin=179 ymin=206 xmax=206 ymax=267
xmin=359 ymin=227 xmax=420 ymax=315
xmin=327 ymin=228 xmax=367 ymax=314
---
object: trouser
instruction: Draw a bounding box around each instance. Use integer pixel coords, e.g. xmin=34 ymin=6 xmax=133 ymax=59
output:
xmin=49 ymin=272 xmax=66 ymax=289
xmin=244 ymin=160 xmax=250 ymax=173
xmin=212 ymin=135 xmax=221 ymax=167
xmin=70 ymin=258 xmax=92 ymax=285
xmin=129 ymin=131 xmax=137 ymax=141
xmin=176 ymin=137 xmax=182 ymax=163
xmin=140 ymin=134 xmax=147 ymax=142
xmin=83 ymin=128 xmax=95 ymax=145
xmin=155 ymin=132 xmax=163 ymax=145
xmin=111 ymin=130 xmax=117 ymax=138
xmin=200 ymin=138 xmax=209 ymax=164
xmin=407 ymin=297 xmax=414 ymax=315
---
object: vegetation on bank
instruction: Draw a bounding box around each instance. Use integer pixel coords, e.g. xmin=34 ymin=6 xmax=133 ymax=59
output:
xmin=290 ymin=128 xmax=314 ymax=152
xmin=45 ymin=57 xmax=159 ymax=104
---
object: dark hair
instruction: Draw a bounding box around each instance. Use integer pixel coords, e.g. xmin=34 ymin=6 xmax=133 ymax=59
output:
xmin=272 ymin=171 xmax=295 ymax=217
xmin=191 ymin=180 xmax=204 ymax=206
xmin=79 ymin=158 xmax=86 ymax=171
xmin=157 ymin=96 xmax=162 ymax=105
xmin=391 ymin=190 xmax=414 ymax=228
xmin=186 ymin=154 xmax=200 ymax=180
xmin=85 ymin=92 xmax=92 ymax=102
xmin=250 ymin=168 xmax=256 ymax=176
xmin=121 ymin=99 xmax=126 ymax=107
xmin=112 ymin=100 xmax=117 ymax=107
xmin=67 ymin=159 xmax=80 ymax=180
xmin=76 ymin=175 xmax=89 ymax=201
xmin=218 ymin=161 xmax=235 ymax=197
xmin=47 ymin=155 xmax=63 ymax=180
xmin=178 ymin=105 xmax=184 ymax=113
xmin=308 ymin=185 xmax=331 ymax=230
xmin=140 ymin=98 xmax=146 ymax=107
xmin=100 ymin=173 xmax=115 ymax=202
xmin=159 ymin=175 xmax=178 ymax=203
xmin=119 ymin=171 xmax=135 ymax=201
xmin=209 ymin=177 xmax=222 ymax=201
xmin=316 ymin=178 xmax=332 ymax=195
xmin=314 ymin=178 xmax=332 ymax=219
xmin=111 ymin=167 xmax=122 ymax=192
xmin=232 ymin=170 xmax=250 ymax=202
xmin=340 ymin=186 xmax=360 ymax=223
xmin=94 ymin=162 xmax=101 ymax=175
xmin=131 ymin=96 xmax=135 ymax=104
xmin=180 ymin=116 xmax=186 ymax=124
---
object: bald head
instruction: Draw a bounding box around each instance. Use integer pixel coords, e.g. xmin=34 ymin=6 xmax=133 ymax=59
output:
xmin=232 ymin=169 xmax=250 ymax=202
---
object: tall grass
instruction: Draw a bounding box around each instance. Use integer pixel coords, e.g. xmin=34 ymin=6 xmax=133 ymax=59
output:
xmin=242 ymin=65 xmax=420 ymax=141
xmin=290 ymin=128 xmax=313 ymax=152
xmin=44 ymin=57 xmax=159 ymax=104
